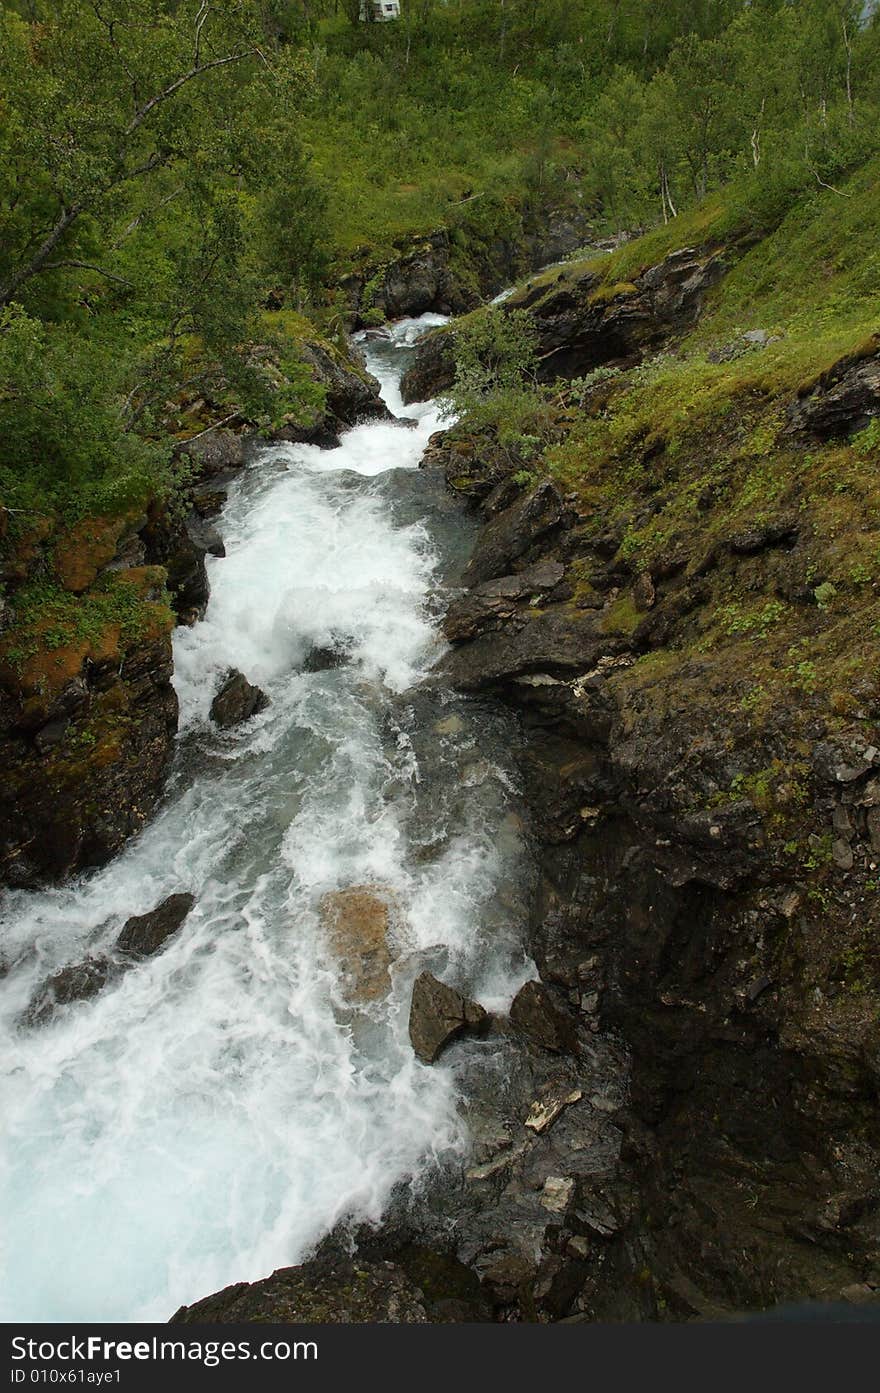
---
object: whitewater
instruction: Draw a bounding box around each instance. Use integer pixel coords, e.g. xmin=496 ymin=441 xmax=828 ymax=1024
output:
xmin=0 ymin=316 xmax=534 ymax=1321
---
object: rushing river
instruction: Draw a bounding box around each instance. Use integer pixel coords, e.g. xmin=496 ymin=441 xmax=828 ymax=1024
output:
xmin=0 ymin=316 xmax=535 ymax=1322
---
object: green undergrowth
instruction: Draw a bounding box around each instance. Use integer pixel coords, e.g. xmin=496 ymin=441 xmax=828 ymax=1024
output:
xmin=491 ymin=158 xmax=880 ymax=826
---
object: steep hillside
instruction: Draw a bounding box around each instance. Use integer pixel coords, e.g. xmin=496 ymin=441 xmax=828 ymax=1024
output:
xmin=406 ymin=160 xmax=880 ymax=1316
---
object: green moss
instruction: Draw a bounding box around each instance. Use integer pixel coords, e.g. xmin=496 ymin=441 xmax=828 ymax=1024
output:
xmin=600 ymin=593 xmax=641 ymax=634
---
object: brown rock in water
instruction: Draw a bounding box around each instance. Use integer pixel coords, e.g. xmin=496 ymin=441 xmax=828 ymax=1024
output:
xmin=117 ymin=892 xmax=196 ymax=957
xmin=209 ymin=670 xmax=269 ymax=728
xmin=320 ymin=885 xmax=397 ymax=1003
xmin=408 ymin=971 xmax=488 ymax=1063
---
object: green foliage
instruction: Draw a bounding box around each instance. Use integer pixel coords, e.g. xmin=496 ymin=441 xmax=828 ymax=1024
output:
xmin=0 ymin=305 xmax=169 ymax=517
xmin=444 ymin=308 xmax=538 ymax=411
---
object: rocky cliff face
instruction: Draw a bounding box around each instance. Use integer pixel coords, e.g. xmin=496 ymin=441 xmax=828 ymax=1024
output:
xmin=336 ymin=205 xmax=596 ymax=329
xmin=0 ymin=553 xmax=177 ymax=888
xmin=426 ymin=419 xmax=880 ymax=1318
xmin=400 ymin=244 xmax=726 ymax=405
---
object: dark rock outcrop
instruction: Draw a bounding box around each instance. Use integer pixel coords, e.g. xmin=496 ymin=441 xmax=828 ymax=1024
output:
xmin=788 ymin=347 xmax=880 ymax=438
xmin=296 ymin=341 xmax=389 ymax=428
xmin=172 ymin=1255 xmax=431 ymax=1324
xmin=409 ymin=971 xmax=489 ymax=1063
xmin=460 ymin=479 xmax=568 ymax=588
xmin=400 ymin=328 xmax=456 ymax=406
xmin=117 ymin=892 xmax=196 ymax=957
xmin=337 ymin=204 xmax=596 ymax=331
xmin=402 ymin=245 xmax=726 ymax=404
xmin=209 ymin=670 xmax=269 ymax=728
xmin=0 ymin=617 xmax=178 ymax=888
xmin=171 ymin=1239 xmax=491 ymax=1323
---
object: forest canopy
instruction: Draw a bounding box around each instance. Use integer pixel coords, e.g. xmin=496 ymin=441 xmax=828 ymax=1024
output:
xmin=1 ymin=0 xmax=878 ymax=517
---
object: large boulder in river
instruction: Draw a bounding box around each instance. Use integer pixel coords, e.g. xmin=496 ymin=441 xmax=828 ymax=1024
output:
xmin=320 ymin=885 xmax=397 ymax=1003
xmin=117 ymin=892 xmax=196 ymax=957
xmin=209 ymin=670 xmax=269 ymax=728
xmin=408 ymin=971 xmax=489 ymax=1063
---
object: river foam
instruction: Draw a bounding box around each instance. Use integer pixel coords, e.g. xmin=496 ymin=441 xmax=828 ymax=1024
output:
xmin=0 ymin=316 xmax=533 ymax=1321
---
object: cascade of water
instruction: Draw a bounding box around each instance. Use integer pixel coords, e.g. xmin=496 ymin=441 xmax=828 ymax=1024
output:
xmin=0 ymin=316 xmax=534 ymax=1322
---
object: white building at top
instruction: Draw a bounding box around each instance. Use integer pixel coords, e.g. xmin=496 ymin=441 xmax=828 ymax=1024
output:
xmin=360 ymin=0 xmax=401 ymax=20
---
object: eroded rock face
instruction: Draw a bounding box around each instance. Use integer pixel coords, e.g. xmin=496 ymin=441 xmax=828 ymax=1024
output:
xmin=408 ymin=971 xmax=489 ymax=1063
xmin=319 ymin=885 xmax=398 ymax=1004
xmin=209 ymin=671 xmax=269 ymax=729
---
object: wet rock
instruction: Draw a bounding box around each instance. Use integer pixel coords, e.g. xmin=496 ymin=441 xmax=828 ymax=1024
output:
xmin=190 ymin=484 xmax=228 ymax=519
xmin=140 ymin=503 xmax=210 ymax=620
xmin=176 ymin=429 xmax=247 ymax=479
xmin=409 ymin=971 xmax=489 ymax=1063
xmin=401 ymin=328 xmax=455 ymax=405
xmin=303 ymin=644 xmax=349 ymax=673
xmin=209 ymin=670 xmax=269 ymax=728
xmin=0 ymin=629 xmax=178 ymax=888
xmin=444 ymin=561 xmax=566 ymax=643
xmin=320 ymin=885 xmax=397 ymax=1003
xmin=510 ymin=980 xmax=580 ymax=1054
xmin=461 ymin=479 xmax=567 ymax=588
xmin=117 ymin=893 xmax=196 ymax=957
xmin=273 ymin=420 xmax=343 ymax=450
xmin=441 ymin=605 xmax=613 ymax=692
xmin=171 ymin=1254 xmax=431 ymax=1324
xmin=297 ymin=342 xmax=388 ymax=428
xmin=186 ymin=516 xmax=225 ymax=558
xmin=26 ymin=958 xmax=116 ymax=1025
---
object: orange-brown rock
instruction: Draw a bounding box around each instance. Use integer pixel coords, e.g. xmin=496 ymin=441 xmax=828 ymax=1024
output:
xmin=319 ymin=885 xmax=399 ymax=1004
xmin=52 ymin=509 xmax=145 ymax=594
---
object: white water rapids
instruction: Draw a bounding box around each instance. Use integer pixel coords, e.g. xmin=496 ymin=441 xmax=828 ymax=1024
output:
xmin=0 ymin=316 xmax=535 ymax=1322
